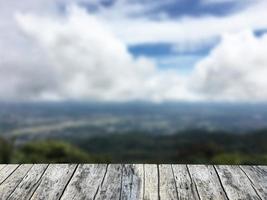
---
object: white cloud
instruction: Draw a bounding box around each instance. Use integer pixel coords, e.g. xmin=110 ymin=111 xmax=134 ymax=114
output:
xmin=1 ymin=1 xmax=267 ymax=102
xmin=191 ymin=31 xmax=267 ymax=102
xmin=104 ymin=0 xmax=267 ymax=46
xmin=8 ymin=6 xmax=192 ymax=102
xmin=1 ymin=0 xmax=267 ymax=52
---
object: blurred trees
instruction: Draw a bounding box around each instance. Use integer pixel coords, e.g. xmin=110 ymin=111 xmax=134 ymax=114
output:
xmin=14 ymin=140 xmax=97 ymax=163
xmin=1 ymin=129 xmax=267 ymax=164
xmin=0 ymin=137 xmax=12 ymax=163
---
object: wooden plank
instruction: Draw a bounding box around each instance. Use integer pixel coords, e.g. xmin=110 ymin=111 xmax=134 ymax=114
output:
xmin=0 ymin=164 xmax=265 ymax=199
xmin=0 ymin=164 xmax=32 ymax=199
xmin=143 ymin=164 xmax=159 ymax=200
xmin=259 ymin=165 xmax=267 ymax=171
xmin=121 ymin=164 xmax=144 ymax=200
xmin=159 ymin=164 xmax=177 ymax=200
xmin=94 ymin=164 xmax=123 ymax=200
xmin=30 ymin=164 xmax=77 ymax=200
xmin=8 ymin=164 xmax=48 ymax=200
xmin=172 ymin=165 xmax=199 ymax=200
xmin=240 ymin=165 xmax=267 ymax=199
xmin=0 ymin=164 xmax=19 ymax=184
xmin=60 ymin=164 xmax=107 ymax=200
xmin=0 ymin=164 xmax=6 ymax=172
xmin=215 ymin=165 xmax=261 ymax=200
xmin=188 ymin=165 xmax=228 ymax=200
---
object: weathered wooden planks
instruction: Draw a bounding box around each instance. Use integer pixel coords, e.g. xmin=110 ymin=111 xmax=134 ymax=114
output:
xmin=60 ymin=164 xmax=107 ymax=200
xmin=240 ymin=165 xmax=267 ymax=199
xmin=30 ymin=164 xmax=77 ymax=200
xmin=188 ymin=165 xmax=228 ymax=200
xmin=0 ymin=164 xmax=266 ymax=200
xmin=94 ymin=164 xmax=123 ymax=200
xmin=215 ymin=165 xmax=262 ymax=200
xmin=172 ymin=164 xmax=199 ymax=200
xmin=143 ymin=164 xmax=159 ymax=200
xmin=0 ymin=164 xmax=32 ymax=199
xmin=0 ymin=164 xmax=19 ymax=184
xmin=8 ymin=164 xmax=48 ymax=200
xmin=159 ymin=164 xmax=177 ymax=200
xmin=0 ymin=164 xmax=6 ymax=172
xmin=121 ymin=164 xmax=144 ymax=200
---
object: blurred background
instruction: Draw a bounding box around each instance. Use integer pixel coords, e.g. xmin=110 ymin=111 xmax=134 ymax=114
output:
xmin=1 ymin=0 xmax=267 ymax=164
xmin=1 ymin=102 xmax=267 ymax=164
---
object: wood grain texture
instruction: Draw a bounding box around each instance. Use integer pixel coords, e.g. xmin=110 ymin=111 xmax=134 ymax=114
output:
xmin=215 ymin=165 xmax=261 ymax=200
xmin=8 ymin=164 xmax=48 ymax=200
xmin=172 ymin=165 xmax=199 ymax=200
xmin=94 ymin=164 xmax=123 ymax=200
xmin=143 ymin=164 xmax=159 ymax=200
xmin=188 ymin=165 xmax=228 ymax=200
xmin=121 ymin=164 xmax=144 ymax=200
xmin=0 ymin=164 xmax=6 ymax=172
xmin=0 ymin=164 xmax=266 ymax=200
xmin=30 ymin=164 xmax=77 ymax=200
xmin=60 ymin=164 xmax=107 ymax=200
xmin=0 ymin=164 xmax=19 ymax=184
xmin=0 ymin=164 xmax=32 ymax=199
xmin=159 ymin=164 xmax=178 ymax=200
xmin=240 ymin=165 xmax=267 ymax=199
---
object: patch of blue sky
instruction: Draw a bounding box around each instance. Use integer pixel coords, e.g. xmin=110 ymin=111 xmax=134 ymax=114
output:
xmin=78 ymin=0 xmax=253 ymax=19
xmin=132 ymin=0 xmax=249 ymax=17
xmin=71 ymin=0 xmax=115 ymax=13
xmin=128 ymin=42 xmax=215 ymax=74
xmin=99 ymin=0 xmax=116 ymax=8
xmin=155 ymin=55 xmax=203 ymax=75
xmin=146 ymin=0 xmax=239 ymax=18
xmin=128 ymin=42 xmax=214 ymax=57
xmin=129 ymin=43 xmax=174 ymax=57
xmin=254 ymin=29 xmax=267 ymax=37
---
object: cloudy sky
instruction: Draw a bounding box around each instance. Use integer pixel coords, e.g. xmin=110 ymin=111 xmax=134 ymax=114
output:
xmin=1 ymin=0 xmax=267 ymax=102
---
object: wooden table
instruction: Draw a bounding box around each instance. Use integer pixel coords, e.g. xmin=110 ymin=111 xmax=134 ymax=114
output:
xmin=0 ymin=164 xmax=266 ymax=199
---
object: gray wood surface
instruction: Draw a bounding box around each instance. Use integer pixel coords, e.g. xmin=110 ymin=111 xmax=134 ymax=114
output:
xmin=0 ymin=164 xmax=32 ymax=199
xmin=60 ymin=164 xmax=107 ymax=200
xmin=94 ymin=164 xmax=123 ymax=200
xmin=0 ymin=164 xmax=19 ymax=184
xmin=121 ymin=164 xmax=143 ymax=200
xmin=215 ymin=165 xmax=262 ymax=200
xmin=188 ymin=165 xmax=228 ymax=200
xmin=8 ymin=164 xmax=48 ymax=200
xmin=30 ymin=164 xmax=77 ymax=200
xmin=172 ymin=164 xmax=199 ymax=200
xmin=159 ymin=164 xmax=177 ymax=200
xmin=240 ymin=165 xmax=267 ymax=199
xmin=0 ymin=164 xmax=6 ymax=172
xmin=0 ymin=164 xmax=266 ymax=200
xmin=144 ymin=164 xmax=159 ymax=200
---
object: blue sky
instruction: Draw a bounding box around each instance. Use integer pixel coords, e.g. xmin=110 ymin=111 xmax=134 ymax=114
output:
xmin=107 ymin=0 xmax=263 ymax=75
xmin=1 ymin=0 xmax=267 ymax=102
xmin=83 ymin=0 xmax=250 ymax=17
xmin=128 ymin=43 xmax=211 ymax=74
xmin=75 ymin=0 xmax=263 ymax=74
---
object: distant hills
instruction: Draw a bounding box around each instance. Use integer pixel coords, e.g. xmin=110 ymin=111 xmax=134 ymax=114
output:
xmin=1 ymin=102 xmax=267 ymax=164
xmin=1 ymin=102 xmax=267 ymax=140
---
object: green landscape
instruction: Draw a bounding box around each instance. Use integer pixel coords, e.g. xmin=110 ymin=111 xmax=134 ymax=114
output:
xmin=1 ymin=129 xmax=267 ymax=164
xmin=1 ymin=102 xmax=267 ymax=164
